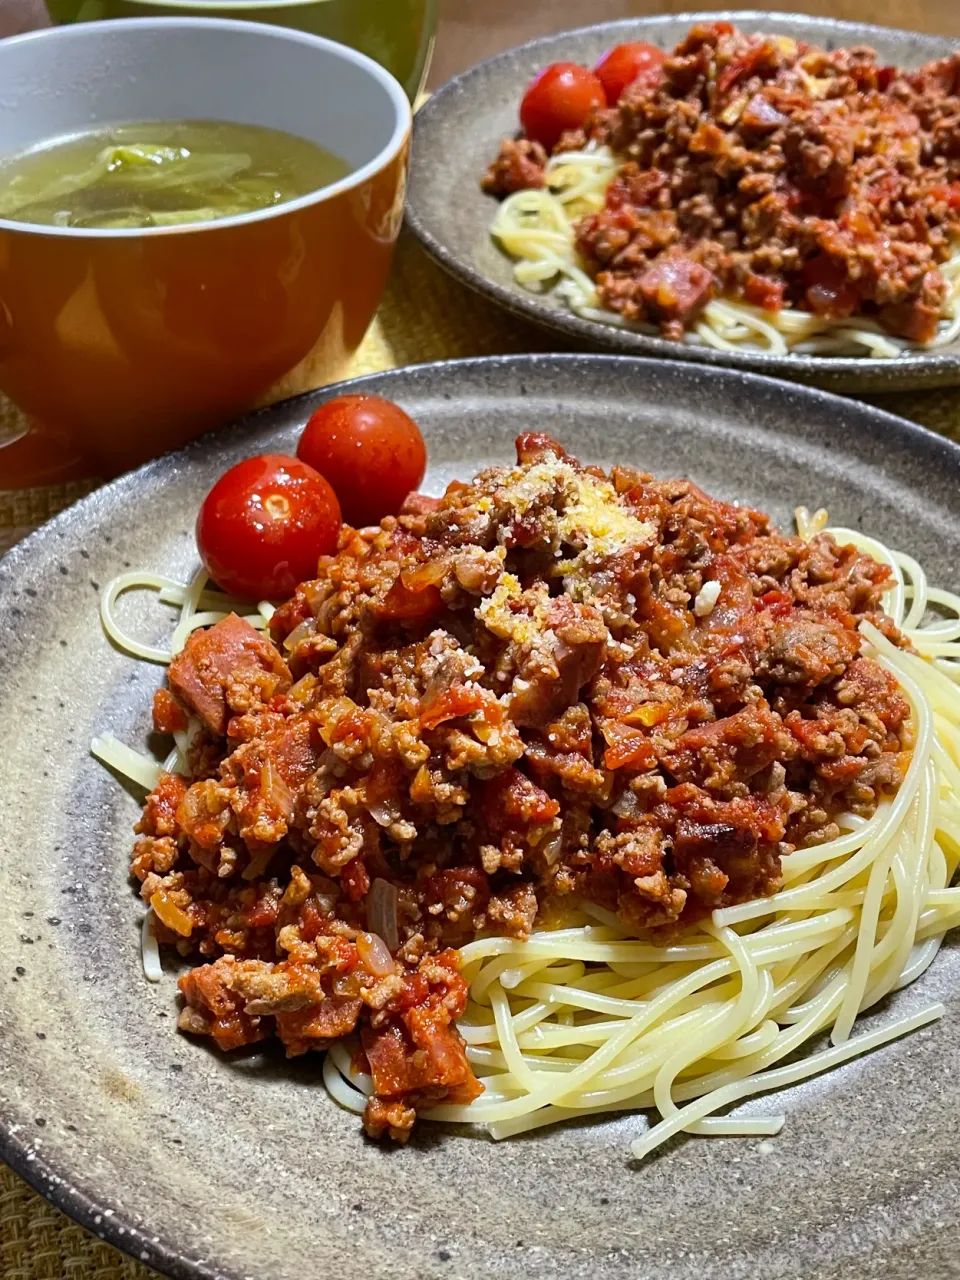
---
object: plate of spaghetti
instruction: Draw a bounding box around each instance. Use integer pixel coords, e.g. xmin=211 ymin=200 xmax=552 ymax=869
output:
xmin=2 ymin=353 xmax=960 ymax=1280
xmin=407 ymin=13 xmax=960 ymax=391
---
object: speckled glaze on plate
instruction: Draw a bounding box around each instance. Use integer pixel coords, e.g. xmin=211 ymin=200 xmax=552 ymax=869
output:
xmin=407 ymin=11 xmax=960 ymax=393
xmin=2 ymin=354 xmax=960 ymax=1280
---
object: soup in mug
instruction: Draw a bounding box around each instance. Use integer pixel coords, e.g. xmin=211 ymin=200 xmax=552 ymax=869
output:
xmin=0 ymin=119 xmax=350 ymax=229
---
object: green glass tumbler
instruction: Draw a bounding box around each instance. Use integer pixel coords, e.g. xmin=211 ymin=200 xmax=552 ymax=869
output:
xmin=44 ymin=0 xmax=437 ymax=102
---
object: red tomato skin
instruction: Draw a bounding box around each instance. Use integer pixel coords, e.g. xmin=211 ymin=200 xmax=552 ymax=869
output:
xmin=802 ymin=254 xmax=860 ymax=319
xmin=297 ymin=394 xmax=427 ymax=528
xmin=593 ymin=42 xmax=666 ymax=105
xmin=196 ymin=454 xmax=341 ymax=600
xmin=519 ymin=62 xmax=606 ymax=150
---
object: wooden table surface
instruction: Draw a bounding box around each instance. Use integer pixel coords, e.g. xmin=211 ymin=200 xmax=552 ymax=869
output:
xmin=428 ymin=0 xmax=959 ymax=87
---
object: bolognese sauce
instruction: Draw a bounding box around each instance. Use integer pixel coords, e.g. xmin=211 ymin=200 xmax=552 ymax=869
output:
xmin=133 ymin=433 xmax=909 ymax=1138
xmin=483 ymin=22 xmax=960 ymax=342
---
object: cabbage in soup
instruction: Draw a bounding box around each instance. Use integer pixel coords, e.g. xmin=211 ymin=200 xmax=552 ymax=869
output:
xmin=0 ymin=120 xmax=351 ymax=229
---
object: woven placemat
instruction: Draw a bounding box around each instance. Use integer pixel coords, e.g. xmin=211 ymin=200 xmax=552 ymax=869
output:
xmin=1 ymin=230 xmax=960 ymax=1279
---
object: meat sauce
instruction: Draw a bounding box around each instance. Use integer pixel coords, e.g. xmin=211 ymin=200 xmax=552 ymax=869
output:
xmin=483 ymin=23 xmax=960 ymax=342
xmin=135 ymin=433 xmax=909 ymax=1138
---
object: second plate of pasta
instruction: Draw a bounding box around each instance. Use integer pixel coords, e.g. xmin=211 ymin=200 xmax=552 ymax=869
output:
xmin=407 ymin=11 xmax=960 ymax=392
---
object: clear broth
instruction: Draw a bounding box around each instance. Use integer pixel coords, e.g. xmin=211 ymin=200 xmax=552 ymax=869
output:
xmin=0 ymin=119 xmax=350 ymax=229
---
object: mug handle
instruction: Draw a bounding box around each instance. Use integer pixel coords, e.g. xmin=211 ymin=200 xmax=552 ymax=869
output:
xmin=0 ymin=279 xmax=99 ymax=487
xmin=0 ymin=418 xmax=99 ymax=489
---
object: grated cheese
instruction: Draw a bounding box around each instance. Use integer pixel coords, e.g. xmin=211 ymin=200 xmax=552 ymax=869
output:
xmin=495 ymin=454 xmax=654 ymax=561
xmin=478 ymin=574 xmax=548 ymax=646
xmin=557 ymin=470 xmax=655 ymax=563
xmin=476 ymin=450 xmax=654 ymax=644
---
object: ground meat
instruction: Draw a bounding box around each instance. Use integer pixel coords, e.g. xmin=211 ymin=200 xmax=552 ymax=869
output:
xmin=483 ymin=22 xmax=960 ymax=342
xmin=486 ymin=883 xmax=539 ymax=937
xmin=757 ymin=617 xmax=862 ymax=685
xmin=481 ymin=138 xmax=548 ymax=196
xmin=138 ymin=433 xmax=909 ymax=1138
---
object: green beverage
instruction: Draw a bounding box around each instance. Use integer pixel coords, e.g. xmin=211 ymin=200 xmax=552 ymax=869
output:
xmin=44 ymin=0 xmax=437 ymax=102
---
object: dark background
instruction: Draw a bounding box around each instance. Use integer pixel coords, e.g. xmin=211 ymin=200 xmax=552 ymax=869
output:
xmin=427 ymin=0 xmax=959 ymax=87
xmin=1 ymin=1 xmax=957 ymax=71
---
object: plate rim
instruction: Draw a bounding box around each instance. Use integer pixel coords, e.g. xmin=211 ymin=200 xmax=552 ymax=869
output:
xmin=4 ymin=351 xmax=960 ymax=1280
xmin=5 ymin=351 xmax=960 ymax=587
xmin=405 ymin=9 xmax=960 ymax=390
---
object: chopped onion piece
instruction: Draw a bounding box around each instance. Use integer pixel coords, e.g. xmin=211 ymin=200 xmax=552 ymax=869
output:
xmin=357 ymin=931 xmax=397 ymax=977
xmin=260 ymin=756 xmax=295 ymax=822
xmin=304 ymin=581 xmax=327 ymax=611
xmin=541 ymin=831 xmax=564 ymax=865
xmin=151 ymin=888 xmax=194 ymax=937
xmin=288 ymin=673 xmax=318 ymax=704
xmin=367 ymin=801 xmax=394 ymax=828
xmin=283 ymin=618 xmax=314 ymax=652
xmin=367 ymin=877 xmax=400 ymax=952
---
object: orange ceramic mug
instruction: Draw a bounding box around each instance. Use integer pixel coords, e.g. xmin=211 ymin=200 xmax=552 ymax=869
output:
xmin=0 ymin=18 xmax=411 ymax=483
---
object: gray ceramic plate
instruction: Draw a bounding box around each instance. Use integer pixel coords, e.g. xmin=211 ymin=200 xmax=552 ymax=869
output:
xmin=407 ymin=11 xmax=960 ymax=393
xmin=2 ymin=354 xmax=960 ymax=1280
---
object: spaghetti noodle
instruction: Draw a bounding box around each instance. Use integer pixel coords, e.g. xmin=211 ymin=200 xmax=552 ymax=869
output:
xmin=93 ymin=571 xmax=271 ymax=783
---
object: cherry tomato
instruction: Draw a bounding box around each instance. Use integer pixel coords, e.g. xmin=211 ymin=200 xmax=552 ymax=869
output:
xmin=593 ymin=42 xmax=666 ymax=105
xmin=297 ymin=394 xmax=426 ymax=528
xmin=519 ymin=62 xmax=606 ymax=151
xmin=196 ymin=454 xmax=341 ymax=600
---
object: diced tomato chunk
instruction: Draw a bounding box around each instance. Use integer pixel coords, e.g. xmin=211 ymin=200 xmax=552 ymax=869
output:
xmin=818 ymin=756 xmax=865 ymax=784
xmin=515 ymin=432 xmax=569 ymax=465
xmin=378 ymin=577 xmax=444 ymax=623
xmin=603 ymin=724 xmax=657 ymax=771
xmin=478 ymin=768 xmax=560 ymax=832
xmin=361 ymin=1010 xmax=478 ymax=1099
xmin=296 ymin=897 xmax=326 ymax=941
xmin=153 ymin=688 xmax=189 ymax=734
xmin=243 ymin=892 xmax=281 ymax=930
xmin=178 ymin=966 xmax=265 ymax=1052
xmin=422 ymin=866 xmax=491 ymax=919
xmin=341 ymin=857 xmax=370 ymax=902
xmin=138 ymin=771 xmax=187 ymax=838
xmin=419 ymin=684 xmax=488 ymax=730
xmin=717 ymin=45 xmax=766 ymax=96
xmin=802 ymin=254 xmax=859 ymax=319
xmin=275 ymin=996 xmax=361 ymax=1047
xmin=743 ymin=274 xmax=785 ymax=311
xmin=927 ymin=182 xmax=960 ymax=210
xmin=759 ymin=589 xmax=793 ymax=619
xmin=391 ymin=971 xmax=430 ymax=1013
